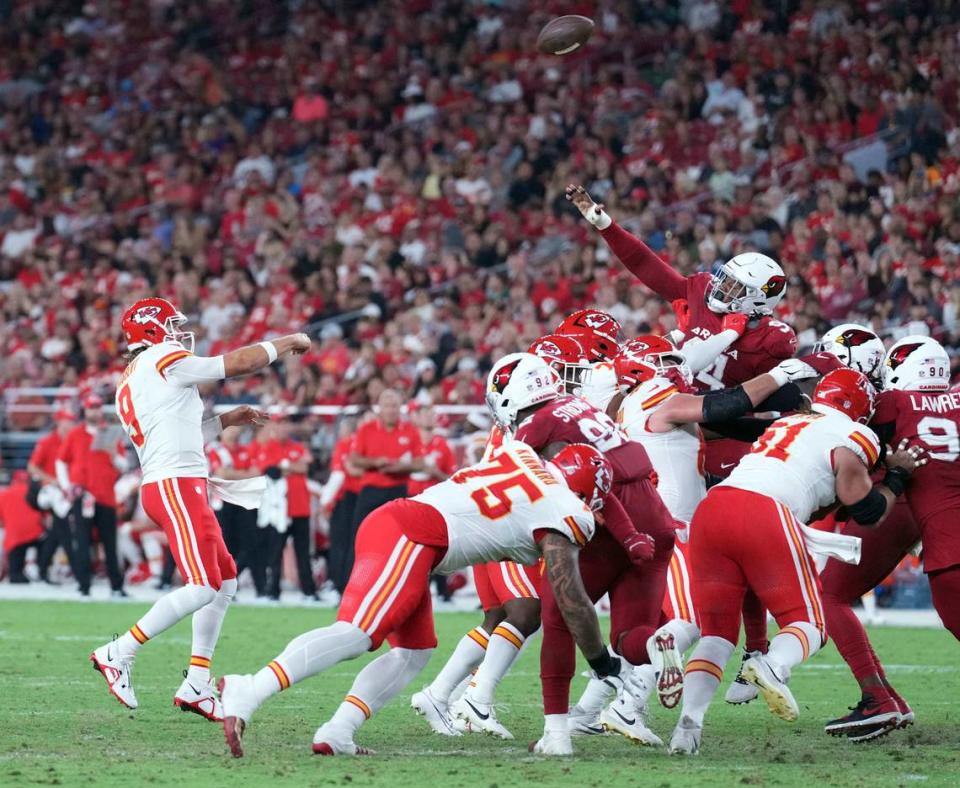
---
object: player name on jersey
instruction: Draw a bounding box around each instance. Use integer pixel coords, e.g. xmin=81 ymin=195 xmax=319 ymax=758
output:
xmin=908 ymin=392 xmax=960 ymax=413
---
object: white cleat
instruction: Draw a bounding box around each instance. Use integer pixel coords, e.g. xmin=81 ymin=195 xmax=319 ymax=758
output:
xmin=452 ymin=691 xmax=514 ymax=739
xmin=725 ymin=650 xmax=761 ymax=705
xmin=531 ymin=728 xmax=574 ymax=756
xmin=90 ymin=639 xmax=137 ymax=709
xmin=312 ymin=722 xmax=375 ymax=756
xmin=411 ymin=688 xmax=462 ymax=736
xmin=219 ymin=674 xmax=258 ymax=757
xmin=741 ymin=654 xmax=798 ymax=722
xmin=600 ymin=694 xmax=663 ymax=747
xmin=568 ymin=706 xmax=605 ymax=736
xmin=652 ymin=628 xmax=685 ymax=709
xmin=669 ymin=715 xmax=702 ymax=755
xmin=174 ymin=673 xmax=223 ymax=721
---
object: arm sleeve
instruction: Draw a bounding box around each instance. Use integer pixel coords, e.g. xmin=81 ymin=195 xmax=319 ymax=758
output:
xmin=163 ymin=354 xmax=227 ymax=387
xmin=752 ymin=383 xmax=804 ymax=413
xmin=704 ymin=417 xmax=775 ymax=442
xmin=599 ymin=222 xmax=687 ymax=300
xmin=599 ymin=493 xmax=641 ymax=548
xmin=679 ymin=330 xmax=739 ymax=374
xmin=320 ymin=470 xmax=345 ymax=509
xmin=202 ymin=416 xmax=223 ymax=444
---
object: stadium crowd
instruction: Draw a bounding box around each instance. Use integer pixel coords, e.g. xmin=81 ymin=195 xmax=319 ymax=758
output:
xmin=0 ymin=0 xmax=958 ymax=599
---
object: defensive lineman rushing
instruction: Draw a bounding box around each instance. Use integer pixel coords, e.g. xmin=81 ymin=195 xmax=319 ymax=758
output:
xmin=669 ymin=369 xmax=926 ymax=755
xmin=89 ymin=297 xmax=310 ymax=718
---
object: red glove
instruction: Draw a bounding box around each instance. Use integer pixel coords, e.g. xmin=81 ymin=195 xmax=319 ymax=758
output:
xmin=799 ymin=352 xmax=845 ymax=376
xmin=671 ymin=299 xmax=690 ymax=334
xmin=721 ymin=313 xmax=749 ymax=336
xmin=622 ymin=531 xmax=656 ymax=565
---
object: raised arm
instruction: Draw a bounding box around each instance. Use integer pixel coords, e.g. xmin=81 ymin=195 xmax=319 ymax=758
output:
xmin=164 ymin=333 xmax=311 ymax=387
xmin=567 ymin=184 xmax=686 ymax=301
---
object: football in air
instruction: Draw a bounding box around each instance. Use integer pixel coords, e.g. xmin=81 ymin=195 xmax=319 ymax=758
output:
xmin=536 ymin=15 xmax=595 ymax=55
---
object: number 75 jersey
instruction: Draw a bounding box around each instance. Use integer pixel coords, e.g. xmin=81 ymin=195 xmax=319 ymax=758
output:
xmin=412 ymin=441 xmax=596 ymax=574
xmin=718 ymin=409 xmax=880 ymax=523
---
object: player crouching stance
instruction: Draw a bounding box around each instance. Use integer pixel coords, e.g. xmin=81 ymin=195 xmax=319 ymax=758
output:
xmin=220 ymin=436 xmax=628 ymax=758
xmin=669 ymin=369 xmax=925 ymax=755
xmin=89 ymin=297 xmax=310 ymax=718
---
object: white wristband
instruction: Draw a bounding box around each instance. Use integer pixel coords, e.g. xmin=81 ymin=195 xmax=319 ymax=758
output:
xmin=768 ymin=366 xmax=790 ymax=388
xmin=259 ymin=341 xmax=278 ymax=364
xmin=589 ymin=207 xmax=612 ymax=230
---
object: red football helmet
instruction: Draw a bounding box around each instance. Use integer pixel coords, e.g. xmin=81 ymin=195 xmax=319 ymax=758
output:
xmin=614 ymin=335 xmax=693 ymax=392
xmin=555 ymin=309 xmax=622 ymax=362
xmin=550 ymin=443 xmax=613 ymax=513
xmin=812 ymin=368 xmax=877 ymax=423
xmin=121 ymin=297 xmax=193 ymax=352
xmin=528 ymin=334 xmax=591 ymax=394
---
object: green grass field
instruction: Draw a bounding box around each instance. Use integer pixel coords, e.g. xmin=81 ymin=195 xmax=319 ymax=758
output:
xmin=1 ymin=600 xmax=957 ymax=787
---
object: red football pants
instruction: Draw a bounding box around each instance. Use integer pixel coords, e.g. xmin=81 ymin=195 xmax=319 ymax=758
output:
xmin=539 ymin=521 xmax=673 ymax=715
xmin=663 ymin=537 xmax=697 ymax=626
xmin=690 ymin=488 xmax=826 ymax=645
xmin=474 ymin=560 xmax=542 ymax=610
xmin=141 ymin=477 xmax=236 ymax=589
xmin=337 ymin=500 xmax=445 ymax=651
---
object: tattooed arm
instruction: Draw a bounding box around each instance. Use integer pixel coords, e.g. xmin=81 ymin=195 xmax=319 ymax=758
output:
xmin=541 ymin=532 xmax=605 ymax=662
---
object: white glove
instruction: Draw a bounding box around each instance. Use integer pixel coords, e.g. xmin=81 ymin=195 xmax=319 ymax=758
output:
xmin=769 ymin=358 xmax=818 ymax=387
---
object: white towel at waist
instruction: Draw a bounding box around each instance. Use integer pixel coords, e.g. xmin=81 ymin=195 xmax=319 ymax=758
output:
xmin=800 ymin=523 xmax=861 ymax=565
xmin=208 ymin=476 xmax=267 ymax=510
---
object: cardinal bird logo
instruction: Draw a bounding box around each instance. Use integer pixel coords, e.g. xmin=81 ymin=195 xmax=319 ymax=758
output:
xmin=491 ymin=360 xmax=521 ymax=393
xmin=836 ymin=329 xmax=876 ymax=347
xmin=760 ymin=275 xmax=787 ymax=297
xmin=886 ymin=342 xmax=925 ymax=369
xmin=131 ymin=306 xmax=162 ymax=325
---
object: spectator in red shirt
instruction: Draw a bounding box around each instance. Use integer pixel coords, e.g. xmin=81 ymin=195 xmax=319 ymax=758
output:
xmin=321 ymin=416 xmax=363 ymax=594
xmin=55 ymin=394 xmax=126 ymax=597
xmin=253 ymin=419 xmax=317 ymax=600
xmin=406 ymin=404 xmax=456 ymax=496
xmin=1 ymin=471 xmax=46 ymax=583
xmin=348 ymin=389 xmax=424 ymax=573
xmin=27 ymin=409 xmax=81 ymax=583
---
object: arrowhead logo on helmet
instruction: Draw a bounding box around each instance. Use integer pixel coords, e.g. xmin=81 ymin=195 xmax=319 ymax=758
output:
xmin=130 ymin=305 xmax=162 ymax=325
xmin=121 ymin=297 xmax=194 ymax=352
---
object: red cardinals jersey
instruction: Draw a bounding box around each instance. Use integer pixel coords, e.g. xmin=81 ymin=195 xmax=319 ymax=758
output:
xmin=874 ymin=389 xmax=960 ymax=572
xmin=682 ymin=273 xmax=797 ymax=392
xmin=515 ymin=395 xmax=653 ymax=483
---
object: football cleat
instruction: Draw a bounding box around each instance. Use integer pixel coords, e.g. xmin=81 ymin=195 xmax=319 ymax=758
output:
xmin=652 ymin=629 xmax=684 ymax=709
xmin=886 ymin=685 xmax=914 ymax=728
xmin=824 ymin=693 xmax=901 ymax=740
xmin=90 ymin=639 xmax=138 ymax=709
xmin=452 ymin=691 xmax=514 ymax=739
xmin=741 ymin=655 xmax=798 ymax=722
xmin=174 ymin=672 xmax=223 ymax=722
xmin=219 ymin=674 xmax=259 ymax=758
xmin=568 ymin=707 xmax=605 ymax=736
xmin=411 ymin=688 xmax=462 ymax=736
xmin=725 ymin=650 xmax=761 ymax=705
xmin=530 ymin=728 xmax=574 ymax=756
xmin=600 ymin=695 xmax=663 ymax=747
xmin=668 ymin=715 xmax=702 ymax=755
xmin=312 ymin=722 xmax=375 ymax=756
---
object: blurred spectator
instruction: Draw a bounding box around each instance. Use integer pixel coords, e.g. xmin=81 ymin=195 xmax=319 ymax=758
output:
xmin=1 ymin=471 xmax=46 ymax=583
xmin=321 ymin=416 xmax=362 ymax=595
xmin=55 ymin=395 xmax=126 ymax=597
xmin=27 ymin=409 xmax=81 ymax=584
xmin=407 ymin=404 xmax=456 ymax=496
xmin=348 ymin=389 xmax=424 ymax=576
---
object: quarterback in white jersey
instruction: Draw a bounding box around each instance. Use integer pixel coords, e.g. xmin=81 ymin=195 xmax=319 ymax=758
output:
xmin=219 ymin=441 xmax=640 ymax=759
xmin=669 ymin=369 xmax=926 ymax=755
xmin=90 ymin=297 xmax=309 ymax=721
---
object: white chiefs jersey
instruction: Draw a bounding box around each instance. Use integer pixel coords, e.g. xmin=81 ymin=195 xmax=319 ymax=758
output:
xmin=413 ymin=441 xmax=596 ymax=574
xmin=115 ymin=342 xmax=226 ymax=484
xmin=719 ymin=407 xmax=881 ymax=523
xmin=617 ymin=376 xmax=705 ymax=523
xmin=579 ymin=362 xmax=620 ymax=413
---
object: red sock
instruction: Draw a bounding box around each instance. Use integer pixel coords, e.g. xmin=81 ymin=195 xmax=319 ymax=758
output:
xmin=823 ymin=593 xmax=887 ymax=694
xmin=615 ymin=625 xmax=655 ymax=666
xmin=741 ymin=590 xmax=769 ymax=653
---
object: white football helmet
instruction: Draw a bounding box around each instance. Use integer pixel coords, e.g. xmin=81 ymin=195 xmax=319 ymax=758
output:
xmin=706 ymin=253 xmax=787 ymax=317
xmin=486 ymin=352 xmax=563 ymax=429
xmin=882 ymin=335 xmax=950 ymax=393
xmin=814 ymin=324 xmax=885 ymax=382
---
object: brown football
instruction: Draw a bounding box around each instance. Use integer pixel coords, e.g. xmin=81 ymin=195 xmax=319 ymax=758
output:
xmin=536 ymin=15 xmax=595 ymax=55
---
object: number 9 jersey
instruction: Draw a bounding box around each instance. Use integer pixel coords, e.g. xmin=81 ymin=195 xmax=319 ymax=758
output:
xmin=411 ymin=441 xmax=596 ymax=574
xmin=115 ymin=342 xmax=227 ymax=484
xmin=873 ymin=388 xmax=960 ymax=572
xmin=718 ymin=409 xmax=881 ymax=523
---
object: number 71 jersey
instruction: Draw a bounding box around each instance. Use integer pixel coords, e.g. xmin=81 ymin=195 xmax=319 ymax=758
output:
xmin=412 ymin=441 xmax=596 ymax=574
xmin=719 ymin=409 xmax=880 ymax=523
